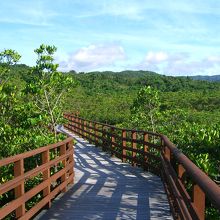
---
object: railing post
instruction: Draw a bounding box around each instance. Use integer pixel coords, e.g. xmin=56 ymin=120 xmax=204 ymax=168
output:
xmin=111 ymin=127 xmax=115 ymax=157
xmin=80 ymin=119 xmax=83 ymax=136
xmin=132 ymin=131 xmax=137 ymax=166
xmin=165 ymin=146 xmax=171 ymax=161
xmin=162 ymin=138 xmax=171 ymax=162
xmin=82 ymin=120 xmax=84 ymax=134
xmin=42 ymin=149 xmax=51 ymax=208
xmin=14 ymin=159 xmax=25 ymax=218
xmin=81 ymin=119 xmax=83 ymax=136
xmin=101 ymin=125 xmax=105 ymax=151
xmin=143 ymin=133 xmax=148 ymax=163
xmin=70 ymin=114 xmax=73 ymax=130
xmin=95 ymin=123 xmax=98 ymax=144
xmin=193 ymin=184 xmax=205 ymax=220
xmin=68 ymin=114 xmax=71 ymax=130
xmin=79 ymin=118 xmax=82 ymax=136
xmin=68 ymin=140 xmax=74 ymax=184
xmin=60 ymin=144 xmax=67 ymax=192
xmin=84 ymin=120 xmax=87 ymax=138
xmin=72 ymin=115 xmax=76 ymax=132
xmin=122 ymin=130 xmax=126 ymax=162
xmin=178 ymin=164 xmax=185 ymax=182
xmin=91 ymin=122 xmax=95 ymax=143
xmin=89 ymin=122 xmax=92 ymax=142
xmin=75 ymin=116 xmax=79 ymax=133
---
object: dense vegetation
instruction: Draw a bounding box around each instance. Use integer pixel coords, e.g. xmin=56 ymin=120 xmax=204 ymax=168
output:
xmin=0 ymin=45 xmax=74 ymax=218
xmin=0 ymin=46 xmax=74 ymax=158
xmin=1 ymin=47 xmax=220 ymax=219
xmin=64 ymin=71 xmax=220 ymax=130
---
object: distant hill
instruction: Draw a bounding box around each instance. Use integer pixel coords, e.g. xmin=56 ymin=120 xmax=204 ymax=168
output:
xmin=190 ymin=75 xmax=220 ymax=82
xmin=71 ymin=70 xmax=220 ymax=93
xmin=6 ymin=64 xmax=220 ymax=92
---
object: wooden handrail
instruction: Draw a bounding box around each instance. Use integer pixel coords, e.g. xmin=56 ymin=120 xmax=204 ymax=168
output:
xmin=64 ymin=113 xmax=220 ymax=220
xmin=161 ymin=135 xmax=220 ymax=219
xmin=64 ymin=113 xmax=162 ymax=174
xmin=0 ymin=137 xmax=74 ymax=219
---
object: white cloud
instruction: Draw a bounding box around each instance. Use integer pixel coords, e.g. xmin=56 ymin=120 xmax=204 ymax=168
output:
xmin=58 ymin=43 xmax=125 ymax=72
xmin=145 ymin=51 xmax=169 ymax=63
xmin=138 ymin=51 xmax=220 ymax=75
xmin=165 ymin=55 xmax=220 ymax=75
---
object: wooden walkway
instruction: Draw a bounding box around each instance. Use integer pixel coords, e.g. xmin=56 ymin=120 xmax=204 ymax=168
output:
xmin=36 ymin=127 xmax=172 ymax=220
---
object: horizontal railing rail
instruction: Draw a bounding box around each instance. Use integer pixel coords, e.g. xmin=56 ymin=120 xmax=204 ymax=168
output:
xmin=64 ymin=113 xmax=220 ymax=220
xmin=161 ymin=135 xmax=220 ymax=220
xmin=0 ymin=137 xmax=74 ymax=220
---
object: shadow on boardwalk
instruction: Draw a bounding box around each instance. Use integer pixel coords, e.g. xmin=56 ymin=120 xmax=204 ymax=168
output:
xmin=36 ymin=128 xmax=172 ymax=220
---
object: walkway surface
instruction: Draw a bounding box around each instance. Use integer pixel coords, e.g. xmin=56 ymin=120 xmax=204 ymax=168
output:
xmin=37 ymin=127 xmax=172 ymax=220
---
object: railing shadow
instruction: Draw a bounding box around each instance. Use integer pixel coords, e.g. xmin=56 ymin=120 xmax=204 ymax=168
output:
xmin=38 ymin=132 xmax=171 ymax=220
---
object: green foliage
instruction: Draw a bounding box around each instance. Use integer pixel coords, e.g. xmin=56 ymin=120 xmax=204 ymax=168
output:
xmin=0 ymin=49 xmax=21 ymax=64
xmin=62 ymin=70 xmax=220 ymax=127
xmin=131 ymin=86 xmax=161 ymax=132
xmin=130 ymin=86 xmax=219 ymax=181
xmin=25 ymin=44 xmax=75 ymax=140
xmin=0 ymin=49 xmax=21 ymax=80
xmin=0 ymin=45 xmax=74 ymax=218
xmin=0 ymin=45 xmax=71 ymax=158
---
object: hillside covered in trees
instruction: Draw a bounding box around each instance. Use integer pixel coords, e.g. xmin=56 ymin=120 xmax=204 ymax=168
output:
xmin=62 ymin=70 xmax=220 ymax=126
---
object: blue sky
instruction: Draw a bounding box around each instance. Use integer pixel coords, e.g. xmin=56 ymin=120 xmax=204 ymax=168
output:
xmin=0 ymin=0 xmax=220 ymax=75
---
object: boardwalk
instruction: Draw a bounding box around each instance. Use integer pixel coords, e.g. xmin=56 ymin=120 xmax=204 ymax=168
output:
xmin=37 ymin=127 xmax=172 ymax=220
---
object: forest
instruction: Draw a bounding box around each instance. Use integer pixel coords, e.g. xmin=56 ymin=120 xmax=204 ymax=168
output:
xmin=0 ymin=45 xmax=220 ymax=218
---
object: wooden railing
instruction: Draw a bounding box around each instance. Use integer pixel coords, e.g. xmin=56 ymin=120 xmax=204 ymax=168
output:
xmin=161 ymin=135 xmax=220 ymax=220
xmin=64 ymin=113 xmax=220 ymax=220
xmin=0 ymin=137 xmax=74 ymax=220
xmin=64 ymin=113 xmax=162 ymax=175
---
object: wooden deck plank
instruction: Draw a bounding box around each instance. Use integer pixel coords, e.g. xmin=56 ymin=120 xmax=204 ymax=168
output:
xmin=36 ymin=127 xmax=172 ymax=220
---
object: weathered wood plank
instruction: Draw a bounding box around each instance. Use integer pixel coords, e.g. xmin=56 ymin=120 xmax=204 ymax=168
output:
xmin=36 ymin=127 xmax=172 ymax=220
